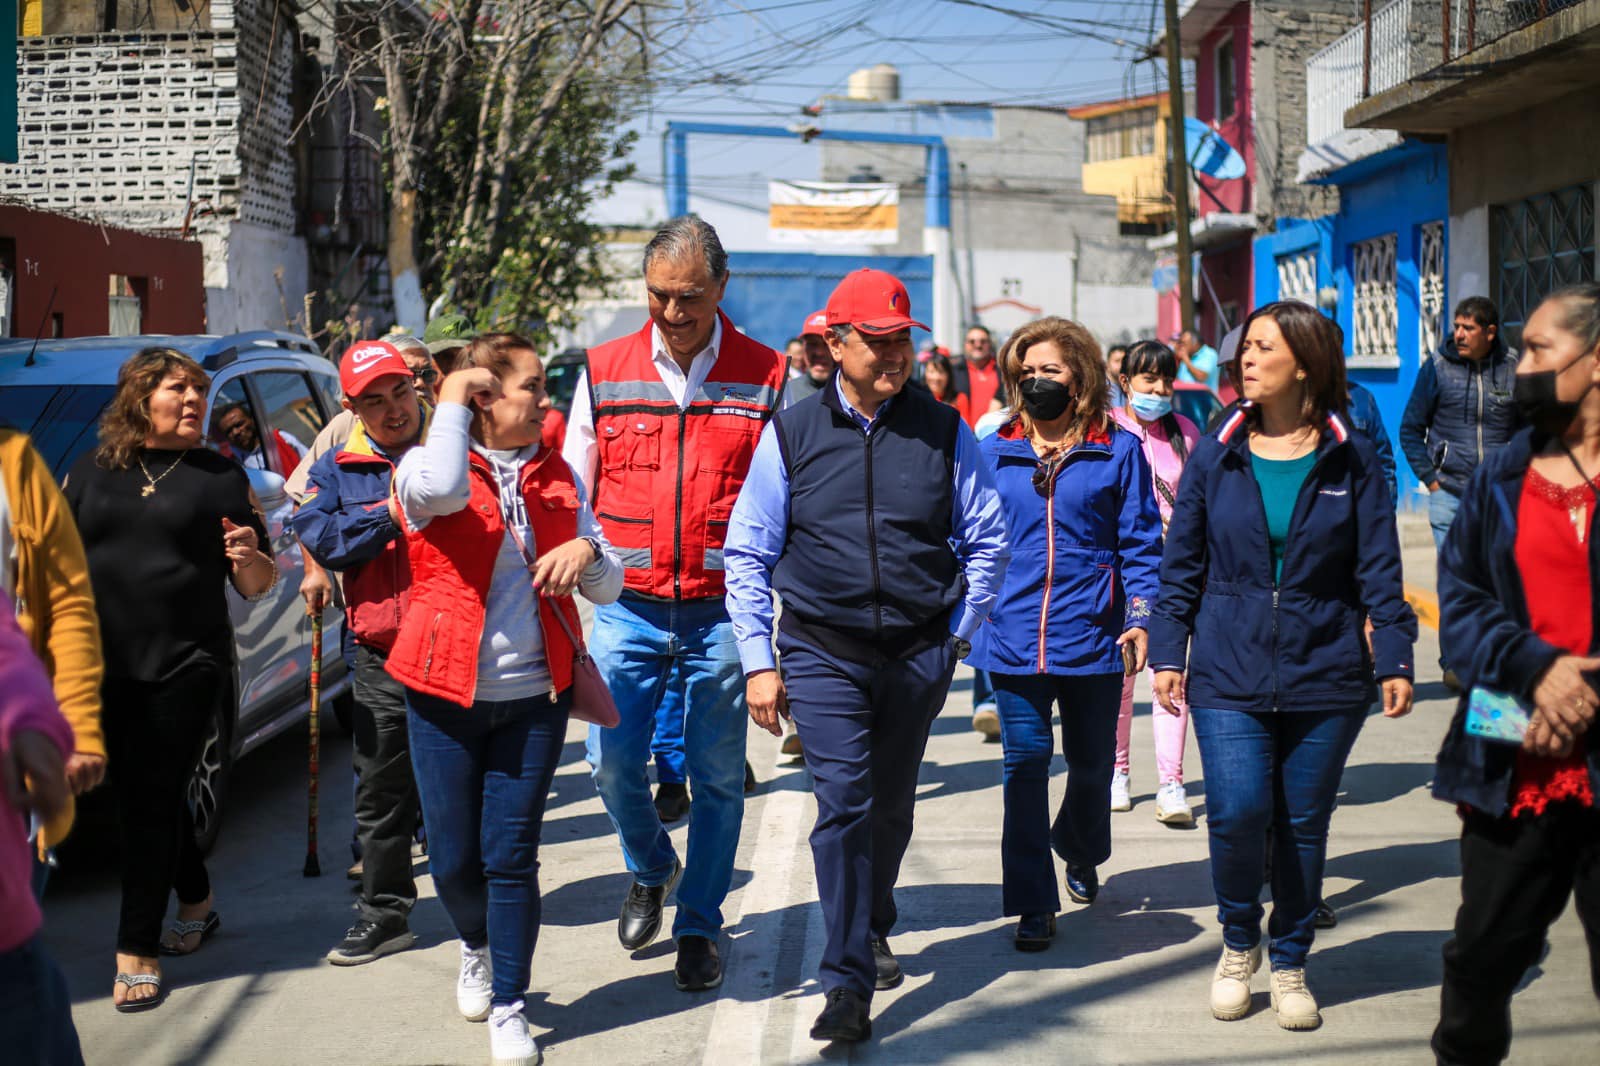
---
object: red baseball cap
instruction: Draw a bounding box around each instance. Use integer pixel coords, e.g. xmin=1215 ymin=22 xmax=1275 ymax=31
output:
xmin=825 ymin=269 xmax=928 ymax=336
xmin=340 ymin=339 xmax=414 ymax=397
xmin=800 ymin=309 xmax=829 ymax=338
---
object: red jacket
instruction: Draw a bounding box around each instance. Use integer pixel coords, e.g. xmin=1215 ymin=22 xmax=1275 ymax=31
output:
xmin=586 ymin=313 xmax=785 ymax=600
xmin=385 ymin=446 xmax=583 ymax=707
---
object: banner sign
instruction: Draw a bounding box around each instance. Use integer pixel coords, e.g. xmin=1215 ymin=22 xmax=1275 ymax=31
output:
xmin=768 ymin=181 xmax=899 ymax=245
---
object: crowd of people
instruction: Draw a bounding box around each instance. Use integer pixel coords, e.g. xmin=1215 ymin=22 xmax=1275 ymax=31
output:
xmin=0 ymin=215 xmax=1595 ymax=1066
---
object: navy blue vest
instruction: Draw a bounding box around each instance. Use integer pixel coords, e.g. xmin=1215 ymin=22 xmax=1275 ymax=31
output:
xmin=772 ymin=377 xmax=961 ymax=653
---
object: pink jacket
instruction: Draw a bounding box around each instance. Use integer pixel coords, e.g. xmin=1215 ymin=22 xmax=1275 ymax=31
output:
xmin=0 ymin=595 xmax=72 ymax=953
xmin=1109 ymin=406 xmax=1200 ymax=531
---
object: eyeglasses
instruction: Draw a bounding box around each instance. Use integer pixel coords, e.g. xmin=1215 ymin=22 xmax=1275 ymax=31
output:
xmin=413 ymin=368 xmax=438 ymax=384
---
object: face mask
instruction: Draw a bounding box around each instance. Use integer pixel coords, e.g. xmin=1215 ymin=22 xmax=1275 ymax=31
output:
xmin=1128 ymin=392 xmax=1173 ymax=422
xmin=1513 ymin=349 xmax=1594 ymax=437
xmin=1019 ymin=376 xmax=1074 ymax=421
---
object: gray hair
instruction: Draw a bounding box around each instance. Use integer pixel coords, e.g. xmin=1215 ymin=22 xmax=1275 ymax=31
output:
xmin=384 ymin=334 xmax=430 ymax=357
xmin=828 ymin=323 xmax=854 ymax=343
xmin=642 ymin=215 xmax=728 ymax=281
xmin=1547 ymin=282 xmax=1600 ymax=354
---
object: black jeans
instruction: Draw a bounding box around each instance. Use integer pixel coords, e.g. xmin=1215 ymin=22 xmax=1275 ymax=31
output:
xmin=352 ymin=645 xmax=419 ymax=925
xmin=102 ymin=664 xmax=217 ymax=958
xmin=1433 ymin=804 xmax=1600 ymax=1065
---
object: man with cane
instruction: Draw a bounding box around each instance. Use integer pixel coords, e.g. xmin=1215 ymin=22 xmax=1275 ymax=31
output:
xmin=289 ymin=340 xmax=427 ymax=965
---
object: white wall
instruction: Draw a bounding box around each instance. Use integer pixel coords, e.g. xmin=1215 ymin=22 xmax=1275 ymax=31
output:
xmin=1076 ymin=284 xmax=1159 ymax=348
xmin=201 ymin=221 xmax=311 ymax=335
xmin=1447 ymin=204 xmax=1490 ymax=313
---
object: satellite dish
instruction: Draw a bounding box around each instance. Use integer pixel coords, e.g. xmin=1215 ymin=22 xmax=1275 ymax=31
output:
xmin=1185 ymin=118 xmax=1246 ymax=181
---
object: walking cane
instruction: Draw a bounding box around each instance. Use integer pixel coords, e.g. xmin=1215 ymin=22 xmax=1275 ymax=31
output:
xmin=303 ymin=611 xmax=323 ymax=877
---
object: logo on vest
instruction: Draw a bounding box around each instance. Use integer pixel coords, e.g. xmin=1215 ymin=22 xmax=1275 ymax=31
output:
xmin=719 ymin=385 xmax=759 ymax=402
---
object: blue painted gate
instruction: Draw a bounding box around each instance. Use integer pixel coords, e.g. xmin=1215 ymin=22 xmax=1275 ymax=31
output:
xmin=721 ymin=252 xmax=934 ymax=352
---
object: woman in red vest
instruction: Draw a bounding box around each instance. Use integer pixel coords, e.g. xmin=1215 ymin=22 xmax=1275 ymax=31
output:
xmin=389 ymin=333 xmax=621 ymax=1066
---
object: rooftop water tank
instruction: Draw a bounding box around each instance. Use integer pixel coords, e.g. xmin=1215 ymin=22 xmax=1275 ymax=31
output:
xmin=847 ymin=63 xmax=900 ymax=102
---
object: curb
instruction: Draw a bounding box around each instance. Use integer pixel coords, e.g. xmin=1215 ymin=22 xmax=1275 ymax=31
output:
xmin=1405 ymin=583 xmax=1440 ymax=631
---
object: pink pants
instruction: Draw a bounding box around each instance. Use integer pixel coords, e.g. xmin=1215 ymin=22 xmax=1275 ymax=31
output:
xmin=1113 ymin=670 xmax=1189 ymax=784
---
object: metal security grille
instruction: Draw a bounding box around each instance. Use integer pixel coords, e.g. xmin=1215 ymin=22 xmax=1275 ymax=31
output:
xmin=1276 ymin=250 xmax=1318 ymax=307
xmin=1492 ymin=184 xmax=1596 ymax=347
xmin=1352 ymin=233 xmax=1398 ymax=364
xmin=1418 ymin=221 xmax=1446 ymax=362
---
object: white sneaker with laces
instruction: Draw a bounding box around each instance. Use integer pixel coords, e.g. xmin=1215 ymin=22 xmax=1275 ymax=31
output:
xmin=1155 ymin=781 xmax=1194 ymax=825
xmin=1270 ymin=966 xmax=1322 ymax=1030
xmin=1109 ymin=770 xmax=1132 ymax=812
xmin=1210 ymin=943 xmax=1262 ymax=1020
xmin=489 ymin=1000 xmax=540 ymax=1066
xmin=457 ymin=942 xmax=493 ymax=1022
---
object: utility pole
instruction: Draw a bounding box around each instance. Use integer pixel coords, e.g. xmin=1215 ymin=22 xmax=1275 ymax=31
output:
xmin=1163 ymin=0 xmax=1196 ymax=335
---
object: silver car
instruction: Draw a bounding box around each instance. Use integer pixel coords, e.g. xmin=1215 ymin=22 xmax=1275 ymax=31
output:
xmin=0 ymin=330 xmax=354 ymax=852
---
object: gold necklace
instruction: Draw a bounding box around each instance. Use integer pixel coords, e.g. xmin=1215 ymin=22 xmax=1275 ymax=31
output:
xmin=137 ymin=451 xmax=185 ymax=497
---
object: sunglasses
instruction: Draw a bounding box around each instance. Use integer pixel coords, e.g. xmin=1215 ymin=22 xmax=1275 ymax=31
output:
xmin=413 ymin=368 xmax=438 ymax=384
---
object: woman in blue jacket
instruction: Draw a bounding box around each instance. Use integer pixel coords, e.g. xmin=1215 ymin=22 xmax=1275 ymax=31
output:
xmin=1150 ymin=301 xmax=1416 ymax=1031
xmin=967 ymin=316 xmax=1164 ymax=952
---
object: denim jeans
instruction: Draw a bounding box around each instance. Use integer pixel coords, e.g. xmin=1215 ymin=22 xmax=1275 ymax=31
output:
xmin=1190 ymin=705 xmax=1367 ymax=968
xmin=407 ymin=688 xmax=570 ymax=1007
xmin=650 ymin=685 xmax=687 ymax=786
xmin=1428 ymin=487 xmax=1461 ymax=552
xmin=0 ymin=935 xmax=84 ymax=1065
xmin=971 ymin=668 xmax=995 ymax=713
xmin=587 ymin=594 xmax=747 ymax=940
xmin=992 ymin=672 xmax=1123 ymax=916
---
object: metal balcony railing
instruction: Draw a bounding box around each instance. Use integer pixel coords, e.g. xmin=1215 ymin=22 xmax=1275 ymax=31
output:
xmin=1443 ymin=0 xmax=1586 ymax=62
xmin=1306 ymin=0 xmax=1413 ymax=145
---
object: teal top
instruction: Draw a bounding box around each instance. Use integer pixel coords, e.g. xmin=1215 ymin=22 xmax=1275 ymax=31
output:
xmin=1250 ymin=450 xmax=1318 ymax=583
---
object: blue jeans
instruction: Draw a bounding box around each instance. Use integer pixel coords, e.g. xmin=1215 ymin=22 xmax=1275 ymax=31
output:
xmin=407 ymin=688 xmax=570 ymax=1007
xmin=0 ymin=935 xmax=83 ymax=1065
xmin=993 ymin=672 xmax=1123 ymax=915
xmin=1428 ymin=487 xmax=1461 ymax=551
xmin=971 ymin=668 xmax=995 ymax=713
xmin=1190 ymin=705 xmax=1367 ymax=968
xmin=650 ymin=685 xmax=687 ymax=786
xmin=586 ymin=594 xmax=747 ymax=940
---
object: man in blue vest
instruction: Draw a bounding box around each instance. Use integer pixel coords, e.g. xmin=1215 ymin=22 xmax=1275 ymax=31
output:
xmin=724 ymin=268 xmax=1010 ymax=1043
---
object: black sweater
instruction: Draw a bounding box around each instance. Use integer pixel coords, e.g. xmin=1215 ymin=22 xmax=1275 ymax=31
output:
xmin=65 ymin=447 xmax=269 ymax=682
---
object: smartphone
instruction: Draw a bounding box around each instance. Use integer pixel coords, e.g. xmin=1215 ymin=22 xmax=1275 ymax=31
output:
xmin=1464 ymin=686 xmax=1532 ymax=745
xmin=1121 ymin=641 xmax=1139 ymax=677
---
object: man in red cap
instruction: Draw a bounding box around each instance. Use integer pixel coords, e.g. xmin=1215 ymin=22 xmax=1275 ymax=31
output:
xmin=724 ymin=268 xmax=1011 ymax=1042
xmin=289 ymin=340 xmax=428 ymax=967
xmin=785 ymin=309 xmax=834 ymax=404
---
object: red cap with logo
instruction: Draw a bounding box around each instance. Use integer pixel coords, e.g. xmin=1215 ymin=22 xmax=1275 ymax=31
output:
xmin=340 ymin=339 xmax=414 ymax=397
xmin=825 ymin=269 xmax=928 ymax=336
xmin=800 ymin=309 xmax=829 ymax=338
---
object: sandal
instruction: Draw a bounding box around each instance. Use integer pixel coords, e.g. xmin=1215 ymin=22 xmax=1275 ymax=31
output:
xmin=114 ymin=972 xmax=166 ymax=1013
xmin=159 ymin=910 xmax=221 ymax=956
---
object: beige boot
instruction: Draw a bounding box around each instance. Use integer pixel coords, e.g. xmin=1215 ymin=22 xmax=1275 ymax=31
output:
xmin=1270 ymin=966 xmax=1322 ymax=1030
xmin=1210 ymin=944 xmax=1262 ymax=1020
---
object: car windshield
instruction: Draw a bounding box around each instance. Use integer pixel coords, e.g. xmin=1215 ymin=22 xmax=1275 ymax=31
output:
xmin=0 ymin=385 xmax=118 ymax=482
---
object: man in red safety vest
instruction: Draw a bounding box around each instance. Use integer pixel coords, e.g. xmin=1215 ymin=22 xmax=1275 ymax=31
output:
xmin=562 ymin=215 xmax=786 ymax=993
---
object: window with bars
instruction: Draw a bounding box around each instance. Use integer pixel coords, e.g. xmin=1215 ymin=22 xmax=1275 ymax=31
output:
xmin=1276 ymin=250 xmax=1318 ymax=307
xmin=1084 ymin=107 xmax=1159 ymax=163
xmin=1418 ymin=221 xmax=1446 ymax=362
xmin=1492 ymin=183 xmax=1596 ymax=348
xmin=1351 ymin=234 xmax=1398 ymax=365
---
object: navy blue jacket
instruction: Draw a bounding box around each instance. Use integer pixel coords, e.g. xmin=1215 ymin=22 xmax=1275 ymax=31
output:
xmin=1149 ymin=407 xmax=1417 ymax=711
xmin=1347 ymin=382 xmax=1397 ymax=507
xmin=968 ymin=419 xmax=1163 ymax=676
xmin=1398 ymin=336 xmax=1520 ymax=496
xmin=1433 ymin=427 xmax=1600 ymax=815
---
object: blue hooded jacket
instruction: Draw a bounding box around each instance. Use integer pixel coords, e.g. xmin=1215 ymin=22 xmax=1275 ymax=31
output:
xmin=1434 ymin=427 xmax=1600 ymax=815
xmin=968 ymin=418 xmax=1163 ymax=676
xmin=1149 ymin=406 xmax=1417 ymax=711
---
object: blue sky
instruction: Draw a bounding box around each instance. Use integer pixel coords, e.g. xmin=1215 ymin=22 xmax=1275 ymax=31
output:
xmin=597 ymin=0 xmax=1171 ymax=229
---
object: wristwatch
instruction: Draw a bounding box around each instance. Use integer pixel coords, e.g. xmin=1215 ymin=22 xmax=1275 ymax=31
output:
xmin=951 ymin=636 xmax=972 ymax=661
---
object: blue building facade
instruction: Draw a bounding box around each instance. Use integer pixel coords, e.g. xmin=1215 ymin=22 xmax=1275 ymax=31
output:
xmin=1253 ymin=140 xmax=1449 ymax=510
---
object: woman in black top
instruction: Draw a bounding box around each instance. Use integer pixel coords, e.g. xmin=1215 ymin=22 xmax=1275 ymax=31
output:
xmin=64 ymin=348 xmax=276 ymax=1012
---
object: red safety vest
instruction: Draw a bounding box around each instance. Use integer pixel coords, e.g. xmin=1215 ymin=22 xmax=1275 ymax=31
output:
xmin=385 ymin=446 xmax=582 ymax=708
xmin=586 ymin=313 xmax=785 ymax=600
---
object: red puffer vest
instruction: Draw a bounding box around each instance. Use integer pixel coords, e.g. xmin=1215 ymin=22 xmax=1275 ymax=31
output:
xmin=385 ymin=446 xmax=583 ymax=707
xmin=585 ymin=312 xmax=785 ymax=600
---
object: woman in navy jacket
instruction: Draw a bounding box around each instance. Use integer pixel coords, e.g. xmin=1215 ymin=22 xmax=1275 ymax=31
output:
xmin=1150 ymin=301 xmax=1416 ymax=1031
xmin=967 ymin=316 xmax=1164 ymax=951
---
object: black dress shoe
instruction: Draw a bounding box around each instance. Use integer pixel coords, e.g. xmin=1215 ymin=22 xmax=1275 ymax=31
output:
xmin=617 ymin=859 xmax=682 ymax=951
xmin=1313 ymin=899 xmax=1338 ymax=929
xmin=674 ymin=935 xmax=722 ymax=991
xmin=744 ymin=760 xmax=757 ymax=794
xmin=810 ymin=987 xmax=872 ymax=1042
xmin=1014 ymin=912 xmax=1056 ymax=952
xmin=1065 ymin=863 xmax=1099 ymax=905
xmin=870 ymin=936 xmax=903 ymax=990
xmin=654 ymin=781 xmax=690 ymax=823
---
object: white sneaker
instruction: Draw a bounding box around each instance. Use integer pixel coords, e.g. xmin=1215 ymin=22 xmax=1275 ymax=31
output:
xmin=1109 ymin=770 xmax=1132 ymax=812
xmin=489 ymin=1000 xmax=540 ymax=1066
xmin=1210 ymin=943 xmax=1262 ymax=1020
xmin=1155 ymin=781 xmax=1194 ymax=825
xmin=457 ymin=942 xmax=493 ymax=1022
xmin=1270 ymin=966 xmax=1322 ymax=1030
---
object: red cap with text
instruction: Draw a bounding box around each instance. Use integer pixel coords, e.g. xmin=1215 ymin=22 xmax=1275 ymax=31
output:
xmin=800 ymin=309 xmax=829 ymax=338
xmin=340 ymin=339 xmax=414 ymax=397
xmin=825 ymin=269 xmax=928 ymax=336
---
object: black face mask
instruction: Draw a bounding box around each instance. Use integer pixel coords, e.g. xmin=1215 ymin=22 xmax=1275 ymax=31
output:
xmin=1019 ymin=376 xmax=1074 ymax=421
xmin=1513 ymin=349 xmax=1594 ymax=437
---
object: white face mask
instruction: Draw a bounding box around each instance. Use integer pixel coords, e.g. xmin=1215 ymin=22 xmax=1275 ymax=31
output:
xmin=1128 ymin=391 xmax=1173 ymax=422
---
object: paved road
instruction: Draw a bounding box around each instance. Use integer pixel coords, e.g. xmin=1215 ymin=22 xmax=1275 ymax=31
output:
xmin=45 ymin=540 xmax=1597 ymax=1064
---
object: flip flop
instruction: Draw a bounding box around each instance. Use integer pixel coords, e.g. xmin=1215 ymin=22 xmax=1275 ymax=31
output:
xmin=159 ymin=910 xmax=221 ymax=956
xmin=114 ymin=972 xmax=166 ymax=1013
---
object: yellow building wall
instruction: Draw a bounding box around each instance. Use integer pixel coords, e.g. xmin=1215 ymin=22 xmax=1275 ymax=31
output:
xmin=1077 ymin=98 xmax=1175 ymax=227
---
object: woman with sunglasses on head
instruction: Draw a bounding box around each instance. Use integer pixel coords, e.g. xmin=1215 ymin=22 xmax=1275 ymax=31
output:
xmin=965 ymin=316 xmax=1164 ymax=951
